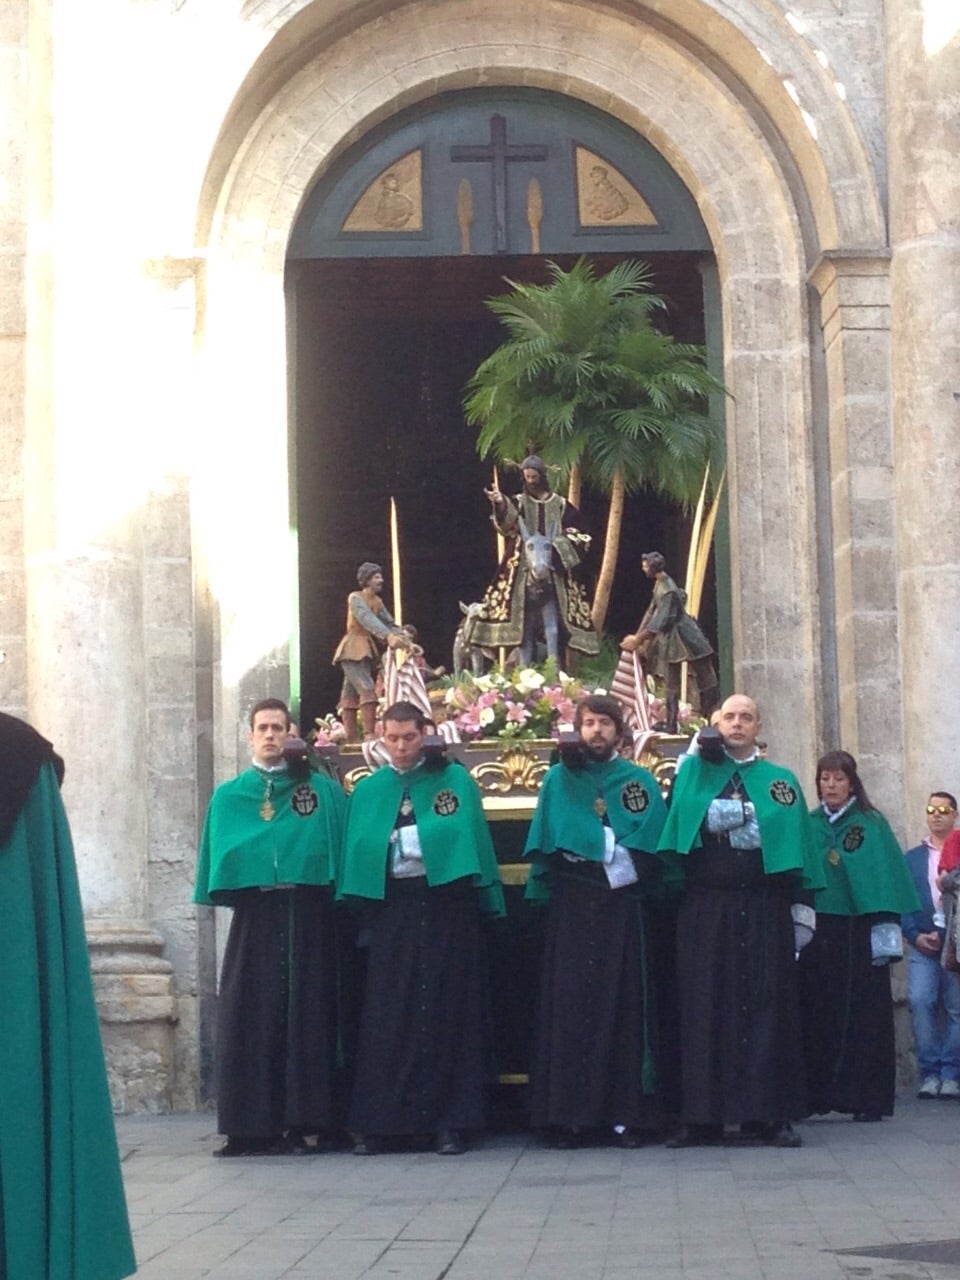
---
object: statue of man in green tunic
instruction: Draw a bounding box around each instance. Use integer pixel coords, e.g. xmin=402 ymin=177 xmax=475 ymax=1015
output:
xmin=622 ymin=549 xmax=720 ymax=733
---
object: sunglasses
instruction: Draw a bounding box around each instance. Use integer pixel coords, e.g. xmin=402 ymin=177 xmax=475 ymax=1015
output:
xmin=927 ymin=804 xmax=956 ymax=815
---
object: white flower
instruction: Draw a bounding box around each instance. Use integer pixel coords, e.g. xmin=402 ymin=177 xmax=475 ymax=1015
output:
xmin=479 ymin=706 xmax=497 ymax=727
xmin=474 ymin=676 xmax=494 ymax=692
xmin=516 ymin=668 xmax=545 ymax=692
xmin=444 ymin=687 xmax=458 ymax=705
xmin=593 ymin=687 xmax=607 ymax=695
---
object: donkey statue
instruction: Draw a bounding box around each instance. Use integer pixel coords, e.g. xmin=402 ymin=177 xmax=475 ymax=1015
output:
xmin=452 ymin=601 xmax=496 ymax=677
xmin=517 ymin=517 xmax=561 ymax=667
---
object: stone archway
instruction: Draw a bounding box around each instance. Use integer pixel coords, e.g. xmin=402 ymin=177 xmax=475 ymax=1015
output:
xmin=194 ymin=0 xmax=886 ymax=784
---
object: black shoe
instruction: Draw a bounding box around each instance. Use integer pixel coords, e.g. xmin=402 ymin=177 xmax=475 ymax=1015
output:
xmin=285 ymin=1130 xmax=318 ymax=1155
xmin=214 ymin=1135 xmax=288 ymax=1158
xmin=614 ymin=1127 xmax=647 ymax=1149
xmin=352 ymin=1136 xmax=380 ymax=1156
xmin=852 ymin=1111 xmax=882 ymax=1123
xmin=551 ymin=1126 xmax=584 ymax=1150
xmin=435 ymin=1129 xmax=466 ymax=1156
xmin=768 ymin=1122 xmax=802 ymax=1148
xmin=666 ymin=1124 xmax=723 ymax=1148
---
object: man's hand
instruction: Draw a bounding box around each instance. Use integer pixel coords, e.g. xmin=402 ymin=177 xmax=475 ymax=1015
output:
xmin=621 ymin=635 xmax=639 ymax=653
xmin=386 ymin=632 xmax=405 ymax=650
xmin=484 ymin=487 xmax=503 ymax=505
xmin=915 ymin=931 xmax=941 ymax=956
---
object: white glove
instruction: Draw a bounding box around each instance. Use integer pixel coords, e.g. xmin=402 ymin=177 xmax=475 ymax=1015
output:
xmin=791 ymin=903 xmax=816 ymax=955
xmin=871 ymin=921 xmax=903 ymax=966
xmin=794 ymin=923 xmax=814 ymax=953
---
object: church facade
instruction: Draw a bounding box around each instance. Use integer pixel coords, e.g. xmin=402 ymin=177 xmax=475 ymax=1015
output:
xmin=1 ymin=0 xmax=957 ymax=1109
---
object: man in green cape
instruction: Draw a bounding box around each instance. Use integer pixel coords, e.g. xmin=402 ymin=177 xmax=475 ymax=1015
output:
xmin=340 ymin=701 xmax=503 ymax=1156
xmin=0 ymin=713 xmax=136 ymax=1280
xmin=658 ymin=693 xmax=824 ymax=1148
xmin=194 ymin=698 xmax=346 ymax=1156
xmin=524 ymin=694 xmax=675 ymax=1147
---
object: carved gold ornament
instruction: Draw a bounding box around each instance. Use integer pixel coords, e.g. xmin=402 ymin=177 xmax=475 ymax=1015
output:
xmin=471 ymin=745 xmax=551 ymax=794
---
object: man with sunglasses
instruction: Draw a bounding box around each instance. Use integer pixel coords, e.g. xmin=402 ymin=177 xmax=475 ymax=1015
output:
xmin=903 ymin=793 xmax=960 ymax=1099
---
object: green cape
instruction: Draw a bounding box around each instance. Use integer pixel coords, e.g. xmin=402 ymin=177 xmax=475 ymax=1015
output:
xmin=194 ymin=765 xmax=345 ymax=905
xmin=657 ymin=754 xmax=825 ymax=891
xmin=339 ymin=760 xmax=504 ymax=916
xmin=524 ymin=756 xmax=676 ymax=901
xmin=810 ymin=804 xmax=920 ymax=916
xmin=0 ymin=762 xmax=136 ymax=1280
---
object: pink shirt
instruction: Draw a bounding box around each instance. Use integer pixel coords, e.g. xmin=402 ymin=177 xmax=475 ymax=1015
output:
xmin=926 ymin=837 xmax=943 ymax=914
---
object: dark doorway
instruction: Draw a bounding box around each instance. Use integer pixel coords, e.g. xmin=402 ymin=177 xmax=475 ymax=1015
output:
xmin=290 ymin=251 xmax=717 ymax=725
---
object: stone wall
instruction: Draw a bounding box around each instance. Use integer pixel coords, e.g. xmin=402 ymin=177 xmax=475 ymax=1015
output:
xmin=0 ymin=3 xmax=26 ymax=720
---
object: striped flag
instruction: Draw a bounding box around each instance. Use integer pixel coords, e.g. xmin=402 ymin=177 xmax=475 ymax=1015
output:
xmin=383 ymin=647 xmax=433 ymax=719
xmin=610 ymin=648 xmax=657 ymax=760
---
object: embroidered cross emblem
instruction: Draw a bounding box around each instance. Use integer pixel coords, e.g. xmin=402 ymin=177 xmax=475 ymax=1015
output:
xmin=842 ymin=825 xmax=865 ymax=852
xmin=769 ymin=779 xmax=797 ymax=806
xmin=433 ymin=789 xmax=460 ymax=817
xmin=621 ymin=781 xmax=649 ymax=814
xmin=291 ymin=784 xmax=319 ymax=817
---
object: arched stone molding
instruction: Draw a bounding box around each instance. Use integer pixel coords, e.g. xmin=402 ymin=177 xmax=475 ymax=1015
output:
xmin=204 ymin=0 xmax=885 ymax=259
xmin=195 ymin=0 xmax=855 ymax=783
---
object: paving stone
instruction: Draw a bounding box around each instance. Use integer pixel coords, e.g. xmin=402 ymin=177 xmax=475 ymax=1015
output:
xmin=117 ymin=1098 xmax=960 ymax=1279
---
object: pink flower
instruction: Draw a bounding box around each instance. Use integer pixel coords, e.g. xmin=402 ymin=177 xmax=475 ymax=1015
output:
xmin=556 ymin=698 xmax=576 ymax=722
xmin=456 ymin=705 xmax=482 ymax=733
xmin=505 ymin=702 xmax=530 ymax=724
xmin=477 ymin=690 xmax=501 ymax=710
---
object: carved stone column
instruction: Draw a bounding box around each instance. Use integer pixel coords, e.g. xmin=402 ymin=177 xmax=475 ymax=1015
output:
xmin=23 ymin=4 xmax=176 ymax=1112
xmin=808 ymin=252 xmax=903 ymax=821
xmin=886 ymin=0 xmax=960 ymax=826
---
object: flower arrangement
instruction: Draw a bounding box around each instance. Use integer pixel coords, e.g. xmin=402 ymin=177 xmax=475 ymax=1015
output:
xmin=435 ymin=660 xmax=706 ymax=744
xmin=310 ymin=713 xmax=348 ymax=746
xmin=438 ymin=660 xmax=596 ymax=743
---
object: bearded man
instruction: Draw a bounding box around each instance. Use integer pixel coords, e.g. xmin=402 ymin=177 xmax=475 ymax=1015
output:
xmin=524 ymin=694 xmax=674 ymax=1147
xmin=472 ymin=455 xmax=599 ymax=659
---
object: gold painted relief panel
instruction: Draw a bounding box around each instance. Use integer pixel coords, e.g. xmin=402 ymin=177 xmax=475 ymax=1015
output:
xmin=342 ymin=150 xmax=424 ymax=232
xmin=575 ymin=147 xmax=657 ymax=227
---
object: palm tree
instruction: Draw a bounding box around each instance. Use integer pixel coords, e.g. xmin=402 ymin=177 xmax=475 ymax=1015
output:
xmin=463 ymin=257 xmax=726 ymax=631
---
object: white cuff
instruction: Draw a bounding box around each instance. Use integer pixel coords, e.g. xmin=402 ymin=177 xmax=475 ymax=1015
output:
xmin=791 ymin=903 xmax=816 ymax=932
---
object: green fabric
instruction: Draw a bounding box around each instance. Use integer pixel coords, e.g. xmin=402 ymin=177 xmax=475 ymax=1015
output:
xmin=658 ymin=754 xmax=825 ymax=891
xmin=339 ymin=760 xmax=505 ymax=916
xmin=194 ymin=766 xmax=345 ymax=905
xmin=646 ymin=574 xmax=714 ymax=667
xmin=810 ymin=804 xmax=921 ymax=916
xmin=524 ymin=756 xmax=675 ymax=901
xmin=0 ymin=763 xmax=136 ymax=1280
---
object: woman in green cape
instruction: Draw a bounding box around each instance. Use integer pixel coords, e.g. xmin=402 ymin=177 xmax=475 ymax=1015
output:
xmin=798 ymin=750 xmax=920 ymax=1121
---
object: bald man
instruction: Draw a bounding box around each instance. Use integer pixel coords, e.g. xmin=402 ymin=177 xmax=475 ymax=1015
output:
xmin=658 ymin=695 xmax=824 ymax=1147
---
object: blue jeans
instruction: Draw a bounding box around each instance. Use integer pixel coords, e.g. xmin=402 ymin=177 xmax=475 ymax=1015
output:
xmin=907 ymin=948 xmax=960 ymax=1080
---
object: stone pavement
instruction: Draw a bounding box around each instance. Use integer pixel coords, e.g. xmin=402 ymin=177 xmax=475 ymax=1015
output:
xmin=119 ymin=1099 xmax=960 ymax=1280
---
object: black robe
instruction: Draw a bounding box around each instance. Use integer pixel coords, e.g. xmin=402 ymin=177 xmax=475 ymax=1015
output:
xmin=676 ymin=842 xmax=808 ymax=1126
xmin=530 ymin=857 xmax=662 ymax=1133
xmin=798 ymin=912 xmax=897 ymax=1116
xmin=348 ymin=877 xmax=489 ymax=1138
xmin=216 ymin=885 xmax=340 ymax=1137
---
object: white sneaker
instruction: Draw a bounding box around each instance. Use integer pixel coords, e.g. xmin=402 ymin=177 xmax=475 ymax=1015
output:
xmin=918 ymin=1075 xmax=941 ymax=1099
xmin=939 ymin=1079 xmax=960 ymax=1099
